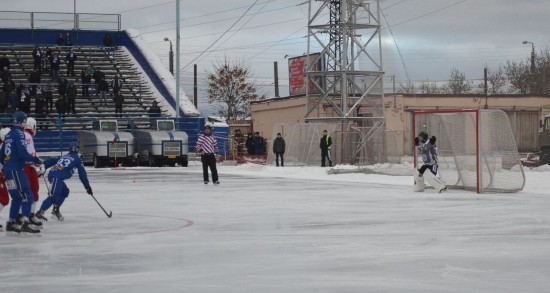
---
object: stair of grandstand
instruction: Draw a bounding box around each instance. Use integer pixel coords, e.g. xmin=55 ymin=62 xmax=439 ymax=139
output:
xmin=0 ymin=45 xmax=168 ymax=129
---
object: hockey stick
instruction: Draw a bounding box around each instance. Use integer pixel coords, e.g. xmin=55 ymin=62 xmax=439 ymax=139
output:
xmin=42 ymin=173 xmax=57 ymax=219
xmin=89 ymin=193 xmax=112 ymax=218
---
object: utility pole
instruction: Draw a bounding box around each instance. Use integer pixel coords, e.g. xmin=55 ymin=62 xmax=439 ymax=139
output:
xmin=274 ymin=61 xmax=279 ymax=97
xmin=484 ymin=67 xmax=488 ymax=109
xmin=175 ymin=0 xmax=181 ymax=118
xmin=194 ymin=64 xmax=198 ymax=108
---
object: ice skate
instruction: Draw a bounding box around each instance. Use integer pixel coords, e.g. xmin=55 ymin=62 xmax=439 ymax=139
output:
xmin=213 ymin=181 xmax=220 ymax=185
xmin=204 ymin=181 xmax=209 ymax=185
xmin=5 ymin=221 xmax=21 ymax=234
xmin=21 ymin=221 xmax=41 ymax=235
xmin=29 ymin=214 xmax=44 ymax=229
xmin=35 ymin=210 xmax=48 ymax=222
xmin=51 ymin=207 xmax=64 ymax=221
xmin=0 ymin=223 xmax=3 ymax=232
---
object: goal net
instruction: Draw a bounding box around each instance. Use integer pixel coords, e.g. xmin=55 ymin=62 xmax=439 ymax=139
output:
xmin=413 ymin=109 xmax=525 ymax=193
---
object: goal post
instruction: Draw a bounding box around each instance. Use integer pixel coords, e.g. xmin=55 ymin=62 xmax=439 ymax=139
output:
xmin=413 ymin=109 xmax=525 ymax=193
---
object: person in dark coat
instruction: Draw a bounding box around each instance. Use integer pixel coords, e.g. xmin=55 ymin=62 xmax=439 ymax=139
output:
xmin=32 ymin=45 xmax=42 ymax=73
xmin=55 ymin=96 xmax=67 ymax=122
xmin=64 ymin=32 xmax=73 ymax=47
xmin=58 ymin=76 xmax=68 ymax=99
xmin=114 ymin=93 xmax=124 ymax=117
xmin=98 ymin=77 xmax=109 ymax=106
xmin=44 ymin=47 xmax=53 ymax=72
xmin=44 ymin=83 xmax=54 ymax=112
xmin=51 ymin=53 xmax=61 ymax=81
xmin=272 ymin=133 xmax=286 ymax=167
xmin=66 ymin=83 xmax=77 ymax=114
xmin=253 ymin=132 xmax=266 ymax=155
xmin=8 ymin=88 xmax=18 ymax=111
xmin=245 ymin=133 xmax=255 ymax=155
xmin=0 ymin=57 xmax=10 ymax=72
xmin=65 ymin=49 xmax=77 ymax=77
xmin=148 ymin=101 xmax=161 ymax=118
xmin=103 ymin=33 xmax=113 ymax=47
xmin=1 ymin=67 xmax=12 ymax=83
xmin=19 ymin=88 xmax=31 ymax=114
xmin=92 ymin=68 xmax=105 ymax=95
xmin=111 ymin=75 xmax=123 ymax=97
xmin=28 ymin=69 xmax=41 ymax=94
xmin=319 ymin=129 xmax=333 ymax=167
xmin=56 ymin=33 xmax=64 ymax=46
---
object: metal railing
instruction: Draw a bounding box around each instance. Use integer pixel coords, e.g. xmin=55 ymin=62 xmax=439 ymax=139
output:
xmin=0 ymin=11 xmax=121 ymax=31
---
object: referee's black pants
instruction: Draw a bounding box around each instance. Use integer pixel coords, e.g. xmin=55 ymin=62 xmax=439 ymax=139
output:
xmin=201 ymin=154 xmax=218 ymax=182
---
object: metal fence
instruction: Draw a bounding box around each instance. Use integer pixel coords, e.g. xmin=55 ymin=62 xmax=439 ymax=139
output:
xmin=0 ymin=11 xmax=121 ymax=31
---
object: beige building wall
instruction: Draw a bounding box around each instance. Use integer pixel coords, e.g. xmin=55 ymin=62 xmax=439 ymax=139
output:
xmin=251 ymin=94 xmax=550 ymax=156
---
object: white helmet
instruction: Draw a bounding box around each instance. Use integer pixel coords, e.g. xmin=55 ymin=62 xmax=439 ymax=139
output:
xmin=24 ymin=117 xmax=37 ymax=136
xmin=0 ymin=128 xmax=10 ymax=141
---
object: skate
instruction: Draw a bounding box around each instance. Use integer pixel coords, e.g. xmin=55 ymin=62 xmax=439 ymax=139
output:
xmin=213 ymin=181 xmax=220 ymax=185
xmin=21 ymin=221 xmax=41 ymax=235
xmin=6 ymin=221 xmax=21 ymax=234
xmin=51 ymin=207 xmax=64 ymax=222
xmin=204 ymin=181 xmax=209 ymax=185
xmin=35 ymin=210 xmax=48 ymax=222
xmin=0 ymin=223 xmax=2 ymax=232
xmin=29 ymin=214 xmax=44 ymax=229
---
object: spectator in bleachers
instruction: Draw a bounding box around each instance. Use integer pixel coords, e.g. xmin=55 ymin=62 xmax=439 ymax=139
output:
xmin=0 ymin=56 xmax=10 ymax=71
xmin=44 ymin=47 xmax=53 ymax=72
xmin=3 ymin=77 xmax=15 ymax=95
xmin=56 ymin=33 xmax=64 ymax=46
xmin=15 ymin=82 xmax=25 ymax=103
xmin=83 ymin=65 xmax=93 ymax=99
xmin=103 ymin=33 xmax=113 ymax=48
xmin=148 ymin=101 xmax=161 ymax=118
xmin=93 ymin=67 xmax=105 ymax=95
xmin=19 ymin=87 xmax=31 ymax=114
xmin=66 ymin=82 xmax=77 ymax=114
xmin=98 ymin=77 xmax=109 ymax=106
xmin=51 ymin=53 xmax=61 ymax=81
xmin=111 ymin=74 xmax=123 ymax=97
xmin=7 ymin=87 xmax=17 ymax=111
xmin=44 ymin=83 xmax=54 ymax=112
xmin=28 ymin=69 xmax=41 ymax=94
xmin=58 ymin=76 xmax=68 ymax=99
xmin=32 ymin=45 xmax=43 ymax=73
xmin=55 ymin=96 xmax=67 ymax=117
xmin=66 ymin=49 xmax=77 ymax=77
xmin=5 ymin=103 xmax=14 ymax=115
xmin=65 ymin=32 xmax=73 ymax=47
xmin=35 ymin=88 xmax=48 ymax=129
xmin=114 ymin=93 xmax=124 ymax=117
xmin=1 ymin=67 xmax=12 ymax=84
xmin=0 ymin=88 xmax=5 ymax=113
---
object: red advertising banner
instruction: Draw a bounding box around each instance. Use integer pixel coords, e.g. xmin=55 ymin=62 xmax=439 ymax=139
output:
xmin=288 ymin=53 xmax=322 ymax=95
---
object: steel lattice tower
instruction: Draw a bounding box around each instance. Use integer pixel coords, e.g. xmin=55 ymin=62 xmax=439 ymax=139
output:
xmin=305 ymin=0 xmax=385 ymax=127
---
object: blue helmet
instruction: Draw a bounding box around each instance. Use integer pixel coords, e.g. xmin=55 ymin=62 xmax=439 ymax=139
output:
xmin=12 ymin=111 xmax=27 ymax=127
xmin=69 ymin=142 xmax=80 ymax=153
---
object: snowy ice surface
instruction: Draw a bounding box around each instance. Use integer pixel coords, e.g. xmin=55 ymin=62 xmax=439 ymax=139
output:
xmin=126 ymin=29 xmax=200 ymax=117
xmin=1 ymin=162 xmax=550 ymax=293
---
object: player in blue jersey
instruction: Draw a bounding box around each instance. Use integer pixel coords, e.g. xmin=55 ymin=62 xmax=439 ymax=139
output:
xmin=0 ymin=111 xmax=43 ymax=234
xmin=35 ymin=142 xmax=92 ymax=222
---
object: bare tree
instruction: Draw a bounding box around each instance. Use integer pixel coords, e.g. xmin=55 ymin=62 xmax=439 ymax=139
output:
xmin=420 ymin=80 xmax=441 ymax=94
xmin=399 ymin=81 xmax=417 ymax=94
xmin=447 ymin=68 xmax=472 ymax=94
xmin=487 ymin=66 xmax=507 ymax=94
xmin=207 ymin=60 xmax=261 ymax=121
xmin=505 ymin=48 xmax=550 ymax=94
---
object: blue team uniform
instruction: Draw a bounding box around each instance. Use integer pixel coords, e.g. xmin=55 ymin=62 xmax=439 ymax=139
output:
xmin=39 ymin=153 xmax=91 ymax=212
xmin=0 ymin=126 xmax=41 ymax=220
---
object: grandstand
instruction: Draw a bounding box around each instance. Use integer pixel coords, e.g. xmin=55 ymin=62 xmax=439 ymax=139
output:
xmin=0 ymin=11 xmax=210 ymax=154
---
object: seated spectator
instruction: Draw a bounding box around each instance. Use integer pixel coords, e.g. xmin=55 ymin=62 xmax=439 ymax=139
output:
xmin=148 ymin=101 xmax=161 ymax=118
xmin=56 ymin=33 xmax=64 ymax=46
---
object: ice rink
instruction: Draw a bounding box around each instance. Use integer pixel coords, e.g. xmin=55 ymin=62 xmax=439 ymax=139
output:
xmin=1 ymin=163 xmax=550 ymax=293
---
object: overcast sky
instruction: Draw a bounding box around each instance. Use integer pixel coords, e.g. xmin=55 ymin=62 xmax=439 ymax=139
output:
xmin=3 ymin=0 xmax=549 ymax=112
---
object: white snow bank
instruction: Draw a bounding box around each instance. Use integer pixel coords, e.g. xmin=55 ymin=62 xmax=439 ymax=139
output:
xmin=126 ymin=29 xmax=200 ymax=117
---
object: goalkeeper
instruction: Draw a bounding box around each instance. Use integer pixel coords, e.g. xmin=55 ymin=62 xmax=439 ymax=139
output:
xmin=413 ymin=132 xmax=447 ymax=193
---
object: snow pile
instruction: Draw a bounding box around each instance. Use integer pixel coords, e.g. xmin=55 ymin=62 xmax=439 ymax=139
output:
xmin=528 ymin=164 xmax=550 ymax=172
xmin=125 ymin=29 xmax=200 ymax=117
